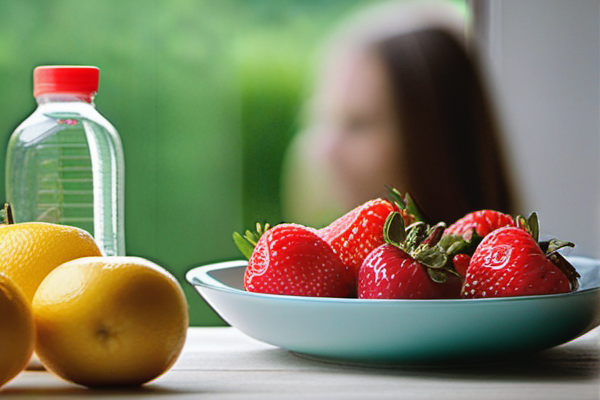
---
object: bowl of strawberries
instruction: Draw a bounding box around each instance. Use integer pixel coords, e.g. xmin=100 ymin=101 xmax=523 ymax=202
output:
xmin=187 ymin=191 xmax=600 ymax=365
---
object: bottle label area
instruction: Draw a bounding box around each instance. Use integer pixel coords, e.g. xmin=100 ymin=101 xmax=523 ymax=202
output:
xmin=35 ymin=123 xmax=94 ymax=236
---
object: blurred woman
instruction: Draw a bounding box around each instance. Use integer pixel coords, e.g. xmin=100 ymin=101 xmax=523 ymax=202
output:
xmin=282 ymin=1 xmax=517 ymax=227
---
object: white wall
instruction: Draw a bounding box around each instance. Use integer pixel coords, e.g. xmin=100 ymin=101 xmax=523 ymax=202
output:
xmin=471 ymin=0 xmax=600 ymax=257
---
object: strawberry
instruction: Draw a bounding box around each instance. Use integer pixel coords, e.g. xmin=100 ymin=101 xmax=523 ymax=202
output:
xmin=234 ymin=223 xmax=354 ymax=297
xmin=318 ymin=198 xmax=396 ymax=279
xmin=445 ymin=210 xmax=515 ymax=240
xmin=358 ymin=213 xmax=461 ymax=299
xmin=318 ymin=189 xmax=426 ymax=281
xmin=462 ymin=214 xmax=579 ymax=298
xmin=439 ymin=210 xmax=516 ymax=270
xmin=452 ymin=253 xmax=471 ymax=277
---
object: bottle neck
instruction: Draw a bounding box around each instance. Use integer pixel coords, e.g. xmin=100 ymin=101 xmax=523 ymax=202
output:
xmin=35 ymin=93 xmax=96 ymax=106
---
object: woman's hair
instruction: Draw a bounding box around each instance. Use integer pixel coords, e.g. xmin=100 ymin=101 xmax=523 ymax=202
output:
xmin=375 ymin=27 xmax=516 ymax=224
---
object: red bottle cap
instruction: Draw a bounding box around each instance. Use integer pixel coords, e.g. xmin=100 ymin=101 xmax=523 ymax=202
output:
xmin=33 ymin=66 xmax=100 ymax=99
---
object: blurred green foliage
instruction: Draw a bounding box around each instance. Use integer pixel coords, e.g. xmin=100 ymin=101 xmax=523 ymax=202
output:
xmin=0 ymin=0 xmax=464 ymax=325
xmin=0 ymin=0 xmax=374 ymax=325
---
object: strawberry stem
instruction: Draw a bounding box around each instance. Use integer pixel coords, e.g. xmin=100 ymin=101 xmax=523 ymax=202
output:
xmin=405 ymin=222 xmax=427 ymax=251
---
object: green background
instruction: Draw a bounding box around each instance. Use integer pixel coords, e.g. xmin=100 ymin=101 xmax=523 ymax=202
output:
xmin=0 ymin=0 xmax=464 ymax=325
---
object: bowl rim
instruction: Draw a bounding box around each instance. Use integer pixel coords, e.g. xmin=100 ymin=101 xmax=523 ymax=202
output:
xmin=186 ymin=256 xmax=600 ymax=305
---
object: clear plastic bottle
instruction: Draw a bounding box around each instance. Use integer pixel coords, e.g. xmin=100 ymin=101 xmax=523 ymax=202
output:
xmin=5 ymin=66 xmax=125 ymax=256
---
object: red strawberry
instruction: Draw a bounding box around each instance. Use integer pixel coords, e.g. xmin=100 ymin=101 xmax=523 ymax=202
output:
xmin=462 ymin=219 xmax=579 ymax=298
xmin=358 ymin=213 xmax=461 ymax=299
xmin=440 ymin=210 xmax=516 ymax=271
xmin=319 ymin=198 xmax=396 ymax=278
xmin=445 ymin=210 xmax=515 ymax=240
xmin=235 ymin=223 xmax=354 ymax=297
xmin=452 ymin=253 xmax=471 ymax=277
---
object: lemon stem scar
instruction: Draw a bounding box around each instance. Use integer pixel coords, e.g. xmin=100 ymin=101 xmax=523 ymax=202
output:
xmin=96 ymin=326 xmax=111 ymax=341
xmin=3 ymin=203 xmax=14 ymax=225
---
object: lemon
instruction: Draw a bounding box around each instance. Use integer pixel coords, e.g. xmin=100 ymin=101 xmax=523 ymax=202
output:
xmin=0 ymin=273 xmax=35 ymax=389
xmin=32 ymin=256 xmax=189 ymax=387
xmin=0 ymin=222 xmax=102 ymax=302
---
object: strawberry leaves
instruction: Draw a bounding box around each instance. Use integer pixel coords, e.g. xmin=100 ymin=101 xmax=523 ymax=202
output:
xmin=438 ymin=231 xmax=482 ymax=260
xmin=547 ymin=252 xmax=580 ymax=291
xmin=233 ymin=223 xmax=270 ymax=260
xmin=386 ymin=186 xmax=426 ymax=225
xmin=516 ymin=212 xmax=540 ymax=243
xmin=382 ymin=213 xmax=455 ymax=283
xmin=383 ymin=211 xmax=405 ymax=246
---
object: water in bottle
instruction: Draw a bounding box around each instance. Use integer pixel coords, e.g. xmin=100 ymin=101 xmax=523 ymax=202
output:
xmin=5 ymin=66 xmax=125 ymax=256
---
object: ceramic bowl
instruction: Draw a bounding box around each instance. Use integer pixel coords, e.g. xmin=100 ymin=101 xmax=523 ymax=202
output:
xmin=186 ymin=256 xmax=600 ymax=365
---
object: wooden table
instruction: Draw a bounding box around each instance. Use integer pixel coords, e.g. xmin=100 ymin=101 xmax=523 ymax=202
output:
xmin=4 ymin=327 xmax=599 ymax=399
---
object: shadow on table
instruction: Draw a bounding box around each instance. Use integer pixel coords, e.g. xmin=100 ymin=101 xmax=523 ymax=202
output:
xmin=1 ymin=379 xmax=203 ymax=397
xmin=280 ymin=341 xmax=600 ymax=383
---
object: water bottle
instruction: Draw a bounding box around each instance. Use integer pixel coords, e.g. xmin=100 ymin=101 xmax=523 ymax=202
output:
xmin=5 ymin=66 xmax=125 ymax=256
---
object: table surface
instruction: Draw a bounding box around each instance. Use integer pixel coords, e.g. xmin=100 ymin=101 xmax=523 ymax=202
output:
xmin=3 ymin=327 xmax=599 ymax=399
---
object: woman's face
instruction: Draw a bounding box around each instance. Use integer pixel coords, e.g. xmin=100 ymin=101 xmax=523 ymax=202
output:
xmin=308 ymin=49 xmax=404 ymax=208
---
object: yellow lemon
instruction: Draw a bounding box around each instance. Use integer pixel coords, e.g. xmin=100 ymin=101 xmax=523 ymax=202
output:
xmin=0 ymin=222 xmax=102 ymax=302
xmin=0 ymin=273 xmax=35 ymax=389
xmin=32 ymin=256 xmax=189 ymax=387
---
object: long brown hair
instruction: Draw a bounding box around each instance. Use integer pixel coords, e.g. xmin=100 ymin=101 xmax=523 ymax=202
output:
xmin=376 ymin=27 xmax=516 ymax=224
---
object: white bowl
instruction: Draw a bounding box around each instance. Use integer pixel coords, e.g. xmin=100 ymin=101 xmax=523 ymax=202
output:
xmin=186 ymin=256 xmax=600 ymax=365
